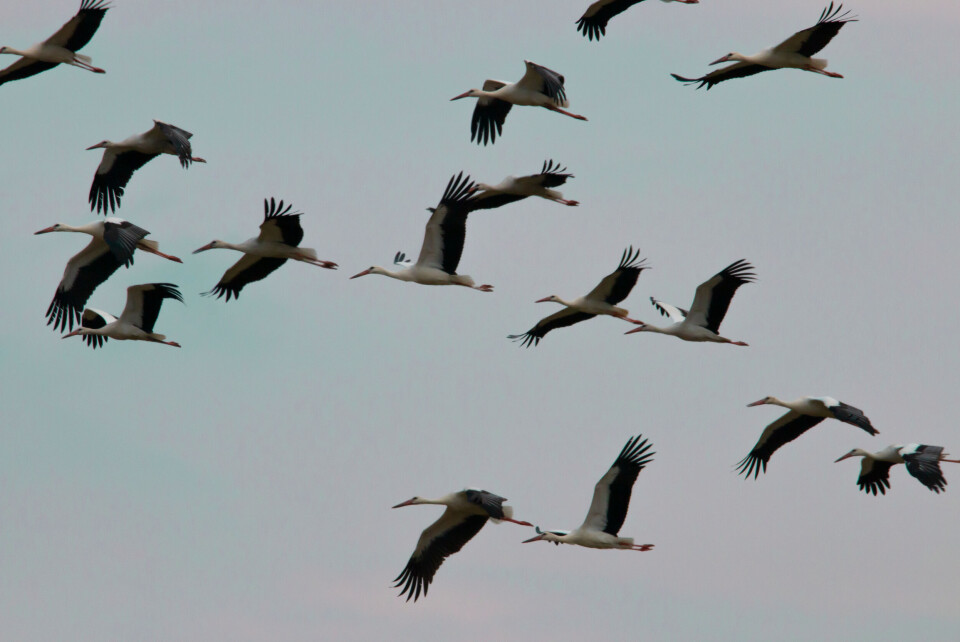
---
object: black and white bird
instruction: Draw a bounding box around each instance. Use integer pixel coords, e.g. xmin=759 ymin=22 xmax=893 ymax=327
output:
xmin=523 ymin=435 xmax=655 ymax=551
xmin=391 ymin=489 xmax=532 ymax=602
xmin=509 ymin=246 xmax=648 ymax=347
xmin=62 ymin=283 xmax=183 ymax=348
xmin=194 ymin=198 xmax=337 ymax=301
xmin=835 ymin=444 xmax=960 ymax=495
xmin=672 ymin=3 xmax=856 ymax=89
xmin=737 ymin=396 xmax=878 ymax=478
xmin=350 ymin=172 xmax=493 ymax=291
xmin=36 ymin=219 xmax=182 ymax=332
xmin=451 ymin=60 xmax=587 ymax=145
xmin=469 ymin=160 xmax=579 ymax=209
xmin=625 ymin=259 xmax=755 ymax=345
xmin=0 ymin=0 xmax=109 ymax=88
xmin=87 ymin=120 xmax=206 ymax=214
xmin=576 ymin=0 xmax=699 ymax=42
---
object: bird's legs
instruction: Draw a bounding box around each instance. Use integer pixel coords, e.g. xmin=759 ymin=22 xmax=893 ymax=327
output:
xmin=804 ymin=65 xmax=843 ymax=78
xmin=550 ymin=197 xmax=579 ymax=206
xmin=190 ymin=157 xmax=207 ymax=163
xmin=70 ymin=57 xmax=105 ymax=74
xmin=139 ymin=246 xmax=183 ymax=263
xmin=502 ymin=517 xmax=534 ymax=527
xmin=148 ymin=337 xmax=181 ymax=348
xmin=543 ymin=104 xmax=588 ymax=121
xmin=471 ymin=283 xmax=494 ymax=292
xmin=631 ymin=544 xmax=654 ymax=552
xmin=721 ymin=336 xmax=749 ymax=346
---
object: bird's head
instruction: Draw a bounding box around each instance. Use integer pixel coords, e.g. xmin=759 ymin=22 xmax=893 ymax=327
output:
xmin=522 ymin=527 xmax=566 ymax=545
xmin=350 ymin=266 xmax=386 ymax=279
xmin=0 ymin=46 xmax=10 ymax=55
xmin=450 ymin=89 xmax=482 ymax=101
xmin=391 ymin=497 xmax=425 ymax=509
xmin=193 ymin=241 xmax=225 ymax=254
xmin=834 ymin=449 xmax=868 ymax=463
xmin=624 ymin=321 xmax=650 ymax=335
xmin=34 ymin=223 xmax=67 ymax=235
xmin=85 ymin=140 xmax=111 ymax=151
xmin=535 ymin=295 xmax=562 ymax=304
xmin=61 ymin=328 xmax=91 ymax=339
xmin=710 ymin=53 xmax=741 ymax=65
xmin=746 ymin=396 xmax=775 ymax=407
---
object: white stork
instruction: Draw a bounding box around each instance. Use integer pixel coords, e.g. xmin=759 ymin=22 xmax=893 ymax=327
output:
xmin=672 ymin=3 xmax=856 ymax=89
xmin=87 ymin=120 xmax=206 ymax=214
xmin=35 ymin=219 xmax=181 ymax=332
xmin=0 ymin=0 xmax=109 ymax=88
xmin=509 ymin=246 xmax=648 ymax=347
xmin=836 ymin=444 xmax=960 ymax=495
xmin=625 ymin=259 xmax=755 ymax=345
xmin=577 ymin=0 xmax=699 ymax=42
xmin=392 ymin=489 xmax=532 ymax=602
xmin=451 ymin=60 xmax=587 ymax=145
xmin=470 ymin=160 xmax=579 ymax=209
xmin=193 ymin=198 xmax=337 ymax=301
xmin=522 ymin=435 xmax=655 ymax=551
xmin=62 ymin=283 xmax=183 ymax=348
xmin=737 ymin=396 xmax=878 ymax=478
xmin=350 ymin=172 xmax=493 ymax=291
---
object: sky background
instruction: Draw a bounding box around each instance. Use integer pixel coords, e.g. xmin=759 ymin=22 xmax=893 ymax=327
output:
xmin=2 ymin=1 xmax=959 ymax=640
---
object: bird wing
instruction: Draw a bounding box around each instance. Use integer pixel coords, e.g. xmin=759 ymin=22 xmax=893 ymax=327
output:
xmin=119 ymin=283 xmax=181 ymax=332
xmin=532 ymin=159 xmax=574 ymax=188
xmin=467 ymin=191 xmax=527 ymax=212
xmin=78 ymin=307 xmax=115 ymax=349
xmin=45 ymin=0 xmax=110 ymax=51
xmin=393 ymin=510 xmax=488 ymax=602
xmin=89 ymin=149 xmax=158 ymax=214
xmin=0 ymin=58 xmax=59 ymax=87
xmin=416 ymin=172 xmax=476 ymax=273
xmin=856 ymin=458 xmax=893 ymax=496
xmin=102 ymin=219 xmax=149 ymax=264
xmin=901 ymin=445 xmax=947 ymax=493
xmin=582 ymin=435 xmax=654 ymax=535
xmin=822 ymin=400 xmax=878 ymax=435
xmin=153 ymin=120 xmax=196 ymax=168
xmin=773 ymin=3 xmax=856 ymax=57
xmin=257 ymin=197 xmax=304 ymax=246
xmin=46 ymin=239 xmax=122 ymax=332
xmin=471 ymin=80 xmax=512 ymax=146
xmin=463 ymin=489 xmax=508 ymax=520
xmin=685 ymin=259 xmax=755 ymax=333
xmin=671 ymin=63 xmax=774 ymax=90
xmin=649 ymin=297 xmax=688 ymax=323
xmin=517 ymin=61 xmax=568 ymax=105
xmin=585 ymin=246 xmax=647 ymax=305
xmin=736 ymin=412 xmax=826 ymax=479
xmin=576 ymin=0 xmax=645 ymax=41
xmin=508 ymin=309 xmax=597 ymax=348
xmin=203 ymin=255 xmax=287 ymax=302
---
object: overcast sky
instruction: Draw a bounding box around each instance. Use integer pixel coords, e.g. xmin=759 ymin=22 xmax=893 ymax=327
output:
xmin=2 ymin=1 xmax=959 ymax=640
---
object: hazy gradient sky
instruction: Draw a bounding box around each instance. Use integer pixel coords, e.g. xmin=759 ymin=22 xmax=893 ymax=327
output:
xmin=2 ymin=1 xmax=959 ymax=640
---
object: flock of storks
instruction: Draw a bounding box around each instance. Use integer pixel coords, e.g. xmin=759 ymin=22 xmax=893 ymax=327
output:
xmin=6 ymin=0 xmax=957 ymax=603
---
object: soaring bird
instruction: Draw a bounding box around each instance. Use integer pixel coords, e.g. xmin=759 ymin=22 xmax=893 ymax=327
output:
xmin=194 ymin=198 xmax=337 ymax=301
xmin=469 ymin=160 xmax=579 ymax=209
xmin=737 ymin=396 xmax=878 ymax=478
xmin=625 ymin=259 xmax=755 ymax=345
xmin=576 ymin=0 xmax=699 ymax=42
xmin=451 ymin=60 xmax=587 ymax=145
xmin=36 ymin=218 xmax=181 ymax=332
xmin=509 ymin=246 xmax=648 ymax=347
xmin=671 ymin=3 xmax=856 ymax=89
xmin=62 ymin=283 xmax=183 ymax=349
xmin=392 ymin=489 xmax=532 ymax=602
xmin=835 ymin=444 xmax=960 ymax=495
xmin=522 ymin=435 xmax=655 ymax=551
xmin=0 ymin=0 xmax=109 ymax=88
xmin=87 ymin=120 xmax=206 ymax=214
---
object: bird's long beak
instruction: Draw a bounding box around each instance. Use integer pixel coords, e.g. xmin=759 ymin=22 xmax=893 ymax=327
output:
xmin=624 ymin=323 xmax=646 ymax=335
xmin=746 ymin=399 xmax=768 ymax=407
xmin=391 ymin=499 xmax=415 ymax=509
xmin=62 ymin=329 xmax=82 ymax=339
xmin=535 ymin=296 xmax=552 ymax=303
xmin=85 ymin=142 xmax=107 ymax=150
xmin=350 ymin=269 xmax=371 ymax=279
xmin=522 ymin=533 xmax=545 ymax=543
xmin=34 ymin=226 xmax=56 ymax=235
xmin=192 ymin=242 xmax=215 ymax=254
xmin=834 ymin=452 xmax=856 ymax=463
xmin=450 ymin=91 xmax=472 ymax=101
xmin=710 ymin=55 xmax=732 ymax=66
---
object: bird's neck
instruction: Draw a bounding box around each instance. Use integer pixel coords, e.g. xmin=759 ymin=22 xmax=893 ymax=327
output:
xmin=380 ymin=267 xmax=414 ymax=282
xmin=1 ymin=47 xmax=27 ymax=57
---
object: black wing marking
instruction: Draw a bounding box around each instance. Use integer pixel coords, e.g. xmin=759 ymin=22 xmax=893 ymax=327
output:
xmin=902 ymin=446 xmax=947 ymax=494
xmin=603 ymin=435 xmax=654 ymax=536
xmin=508 ymin=309 xmax=597 ymax=347
xmin=699 ymin=259 xmax=755 ymax=334
xmin=428 ymin=172 xmax=477 ymax=275
xmin=650 ymin=297 xmax=688 ymax=320
xmin=59 ymin=0 xmax=111 ymax=52
xmin=576 ymin=0 xmax=645 ymax=41
xmin=671 ymin=65 xmax=773 ymax=90
xmin=89 ymin=151 xmax=158 ymax=214
xmin=857 ymin=459 xmax=893 ymax=496
xmin=829 ymin=402 xmax=878 ymax=436
xmin=736 ymin=413 xmax=826 ymax=479
xmin=794 ymin=3 xmax=857 ymax=58
xmin=155 ymin=121 xmax=196 ymax=168
xmin=137 ymin=283 xmax=182 ymax=333
xmin=538 ymin=159 xmax=574 ymax=188
xmin=0 ymin=59 xmax=59 ymax=87
xmin=260 ymin=197 xmax=304 ymax=247
xmin=203 ymin=256 xmax=288 ymax=302
xmin=46 ymin=249 xmax=123 ymax=332
xmin=79 ymin=308 xmax=110 ymax=349
xmin=526 ymin=62 xmax=568 ymax=105
xmin=471 ymin=98 xmax=512 ymax=146
xmin=102 ymin=220 xmax=148 ymax=264
xmin=463 ymin=490 xmax=508 ymax=519
xmin=394 ymin=513 xmax=488 ymax=602
xmin=601 ymin=246 xmax=648 ymax=305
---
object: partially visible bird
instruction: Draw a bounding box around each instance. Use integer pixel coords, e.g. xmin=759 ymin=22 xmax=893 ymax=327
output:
xmin=392 ymin=489 xmax=533 ymax=602
xmin=835 ymin=444 xmax=960 ymax=495
xmin=87 ymin=120 xmax=206 ymax=214
xmin=451 ymin=60 xmax=587 ymax=145
xmin=194 ymin=198 xmax=337 ymax=301
xmin=0 ymin=0 xmax=110 ymax=88
xmin=36 ymin=218 xmax=181 ymax=332
xmin=510 ymin=246 xmax=648 ymax=347
xmin=737 ymin=396 xmax=878 ymax=478
xmin=62 ymin=283 xmax=183 ymax=348
xmin=577 ymin=0 xmax=699 ymax=42
xmin=469 ymin=160 xmax=579 ymax=209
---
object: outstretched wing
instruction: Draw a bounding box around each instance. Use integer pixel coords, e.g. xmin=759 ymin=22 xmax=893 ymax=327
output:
xmin=736 ymin=412 xmax=826 ymax=479
xmin=508 ymin=309 xmax=597 ymax=348
xmin=576 ymin=0 xmax=645 ymax=41
xmin=773 ymin=3 xmax=857 ymax=58
xmin=671 ymin=64 xmax=773 ymax=90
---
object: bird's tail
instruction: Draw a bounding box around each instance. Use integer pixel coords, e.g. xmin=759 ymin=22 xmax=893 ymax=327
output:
xmin=810 ymin=57 xmax=828 ymax=70
xmin=490 ymin=505 xmax=513 ymax=524
xmin=297 ymin=247 xmax=318 ymax=261
xmin=139 ymin=239 xmax=159 ymax=251
xmin=74 ymin=53 xmax=92 ymax=64
xmin=452 ymin=274 xmax=476 ymax=287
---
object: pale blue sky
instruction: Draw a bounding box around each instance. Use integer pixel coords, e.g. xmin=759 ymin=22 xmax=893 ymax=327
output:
xmin=2 ymin=1 xmax=959 ymax=640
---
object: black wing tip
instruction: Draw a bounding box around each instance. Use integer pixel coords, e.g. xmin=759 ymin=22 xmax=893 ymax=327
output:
xmin=201 ymin=285 xmax=239 ymax=302
xmin=735 ymin=454 xmax=767 ymax=480
xmin=575 ymin=17 xmax=606 ymax=42
xmin=439 ymin=171 xmax=477 ymax=206
xmin=671 ymin=73 xmax=710 ymax=90
xmin=80 ymin=0 xmax=111 ymax=12
xmin=263 ymin=196 xmax=301 ymax=220
xmin=540 ymin=159 xmax=572 ymax=178
xmin=393 ymin=562 xmax=428 ymax=602
xmin=720 ymin=259 xmax=757 ymax=284
xmin=819 ymin=2 xmax=858 ymax=25
xmin=617 ymin=435 xmax=655 ymax=469
xmin=617 ymin=245 xmax=649 ymax=272
xmin=507 ymin=332 xmax=539 ymax=348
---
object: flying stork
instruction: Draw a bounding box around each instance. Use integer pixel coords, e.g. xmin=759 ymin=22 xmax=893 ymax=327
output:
xmin=392 ymin=489 xmax=533 ymax=602
xmin=509 ymin=246 xmax=648 ymax=347
xmin=451 ymin=60 xmax=587 ymax=145
xmin=672 ymin=3 xmax=856 ymax=89
xmin=625 ymin=259 xmax=755 ymax=345
xmin=87 ymin=120 xmax=206 ymax=214
xmin=522 ymin=435 xmax=655 ymax=551
xmin=737 ymin=396 xmax=878 ymax=478
xmin=36 ymin=218 xmax=181 ymax=332
xmin=577 ymin=0 xmax=699 ymax=42
xmin=194 ymin=198 xmax=338 ymax=301
xmin=470 ymin=160 xmax=579 ymax=209
xmin=836 ymin=444 xmax=960 ymax=495
xmin=62 ymin=283 xmax=183 ymax=348
xmin=0 ymin=0 xmax=110 ymax=88
xmin=350 ymin=172 xmax=493 ymax=291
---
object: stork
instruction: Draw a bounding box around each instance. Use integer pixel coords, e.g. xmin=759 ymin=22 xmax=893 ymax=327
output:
xmin=523 ymin=435 xmax=655 ymax=551
xmin=470 ymin=160 xmax=579 ymax=209
xmin=87 ymin=120 xmax=206 ymax=214
xmin=194 ymin=198 xmax=337 ymax=301
xmin=62 ymin=283 xmax=183 ymax=348
xmin=451 ymin=60 xmax=587 ymax=145
xmin=392 ymin=489 xmax=532 ymax=602
xmin=836 ymin=444 xmax=960 ymax=495
xmin=737 ymin=396 xmax=878 ymax=478
xmin=36 ymin=218 xmax=181 ymax=332
xmin=0 ymin=0 xmax=109 ymax=88
xmin=509 ymin=246 xmax=648 ymax=347
xmin=577 ymin=0 xmax=699 ymax=42
xmin=672 ymin=3 xmax=856 ymax=89
xmin=625 ymin=259 xmax=755 ymax=345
